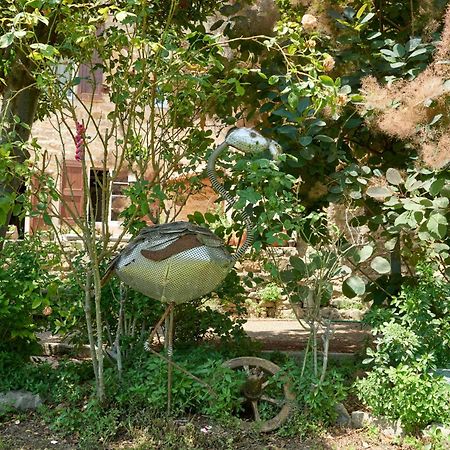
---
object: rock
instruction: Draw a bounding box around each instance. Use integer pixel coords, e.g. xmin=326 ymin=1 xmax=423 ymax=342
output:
xmin=0 ymin=391 xmax=42 ymax=411
xmin=340 ymin=308 xmax=365 ymax=321
xmin=351 ymin=410 xmax=371 ymax=429
xmin=350 ymin=411 xmax=404 ymax=438
xmin=373 ymin=416 xmax=404 ymax=438
xmin=320 ymin=307 xmax=341 ymax=320
xmin=334 ymin=403 xmax=351 ymax=427
xmin=423 ymin=424 xmax=450 ymax=439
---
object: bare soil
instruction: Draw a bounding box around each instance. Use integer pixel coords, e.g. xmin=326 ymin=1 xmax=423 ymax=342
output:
xmin=0 ymin=412 xmax=412 ymax=450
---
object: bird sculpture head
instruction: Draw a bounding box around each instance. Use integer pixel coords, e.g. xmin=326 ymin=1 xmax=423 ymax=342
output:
xmin=225 ymin=127 xmax=282 ymax=160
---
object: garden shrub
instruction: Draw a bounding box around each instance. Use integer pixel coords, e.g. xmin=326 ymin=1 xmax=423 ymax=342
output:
xmin=357 ymin=364 xmax=450 ymax=433
xmin=357 ymin=266 xmax=450 ymax=433
xmin=0 ymin=235 xmax=63 ymax=356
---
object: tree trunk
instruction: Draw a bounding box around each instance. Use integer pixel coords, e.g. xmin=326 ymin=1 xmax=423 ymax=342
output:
xmin=0 ymin=60 xmax=40 ymax=243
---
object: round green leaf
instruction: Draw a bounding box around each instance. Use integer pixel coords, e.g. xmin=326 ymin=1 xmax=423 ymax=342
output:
xmin=342 ymin=276 xmax=366 ymax=298
xmin=428 ymin=178 xmax=445 ymax=196
xmin=366 ymin=186 xmax=393 ymax=199
xmin=299 ymin=136 xmax=313 ymax=146
xmin=356 ymin=245 xmax=373 ymax=263
xmin=427 ymin=213 xmax=448 ymax=239
xmin=32 ymin=298 xmax=42 ymax=309
xmin=290 ymin=256 xmax=307 ymax=277
xmin=386 ymin=168 xmax=403 ymax=186
xmin=0 ymin=32 xmax=14 ymax=49
xmin=370 ymin=256 xmax=391 ymax=274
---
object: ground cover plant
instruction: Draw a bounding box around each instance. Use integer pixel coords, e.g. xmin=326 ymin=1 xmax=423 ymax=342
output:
xmin=0 ymin=345 xmax=352 ymax=448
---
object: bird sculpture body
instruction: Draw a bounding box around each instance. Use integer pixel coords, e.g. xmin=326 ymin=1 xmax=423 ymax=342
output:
xmin=114 ymin=221 xmax=233 ymax=304
xmin=111 ymin=128 xmax=281 ymax=305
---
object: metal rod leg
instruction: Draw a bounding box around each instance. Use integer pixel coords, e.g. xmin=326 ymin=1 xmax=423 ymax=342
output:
xmin=167 ymin=303 xmax=175 ymax=414
xmin=147 ymin=304 xmax=172 ymax=349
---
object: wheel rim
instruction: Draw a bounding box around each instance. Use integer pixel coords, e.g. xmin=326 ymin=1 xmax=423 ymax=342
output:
xmin=222 ymin=356 xmax=295 ymax=432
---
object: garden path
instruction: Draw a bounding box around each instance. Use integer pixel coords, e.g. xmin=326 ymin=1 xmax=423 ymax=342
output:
xmin=243 ymin=319 xmax=371 ymax=354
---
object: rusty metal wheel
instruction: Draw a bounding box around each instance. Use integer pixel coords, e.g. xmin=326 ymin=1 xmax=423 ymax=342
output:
xmin=222 ymin=356 xmax=295 ymax=432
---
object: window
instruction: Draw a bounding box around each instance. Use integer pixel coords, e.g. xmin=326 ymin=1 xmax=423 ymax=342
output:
xmin=89 ymin=168 xmax=105 ymax=222
xmin=111 ymin=171 xmax=134 ymax=221
xmin=78 ymin=50 xmax=104 ymax=99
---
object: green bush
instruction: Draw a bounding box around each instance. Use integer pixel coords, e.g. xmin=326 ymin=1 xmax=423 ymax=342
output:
xmin=357 ymin=266 xmax=450 ymax=432
xmin=0 ymin=236 xmax=63 ymax=355
xmin=357 ymin=365 xmax=450 ymax=433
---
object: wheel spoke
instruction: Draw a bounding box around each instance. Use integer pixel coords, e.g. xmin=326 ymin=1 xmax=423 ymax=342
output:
xmin=260 ymin=395 xmax=284 ymax=407
xmin=243 ymin=365 xmax=250 ymax=375
xmin=251 ymin=400 xmax=261 ymax=421
xmin=261 ymin=379 xmax=271 ymax=389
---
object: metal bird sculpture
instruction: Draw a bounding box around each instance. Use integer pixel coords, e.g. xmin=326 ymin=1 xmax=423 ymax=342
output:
xmin=106 ymin=127 xmax=281 ymax=410
xmin=111 ymin=128 xmax=281 ymax=304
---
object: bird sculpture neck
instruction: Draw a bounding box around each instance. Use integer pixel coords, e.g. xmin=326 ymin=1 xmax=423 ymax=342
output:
xmin=207 ymin=141 xmax=254 ymax=263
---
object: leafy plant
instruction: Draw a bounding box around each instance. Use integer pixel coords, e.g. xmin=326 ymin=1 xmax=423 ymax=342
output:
xmin=0 ymin=235 xmax=63 ymax=355
xmin=357 ymin=265 xmax=450 ymax=432
xmin=278 ymin=358 xmax=348 ymax=437
xmin=357 ymin=365 xmax=450 ymax=433
xmin=258 ymin=283 xmax=283 ymax=304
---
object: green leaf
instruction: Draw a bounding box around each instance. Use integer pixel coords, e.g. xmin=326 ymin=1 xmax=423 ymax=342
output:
xmin=384 ymin=237 xmax=398 ymax=251
xmin=210 ymin=19 xmax=224 ymax=31
xmin=299 ymin=136 xmax=312 ymax=146
xmin=30 ymin=43 xmax=59 ymax=59
xmin=392 ymin=43 xmax=406 ymax=58
xmin=314 ymin=135 xmax=334 ymax=143
xmin=394 ymin=211 xmax=417 ymax=228
xmin=32 ymin=298 xmax=42 ymax=309
xmin=356 ymin=245 xmax=373 ymax=263
xmin=402 ymin=199 xmax=423 ymax=211
xmin=386 ymin=168 xmax=403 ymax=186
xmin=290 ymin=256 xmax=307 ymax=277
xmin=433 ymin=197 xmax=449 ymax=209
xmin=116 ymin=11 xmax=137 ymax=23
xmin=43 ymin=213 xmax=52 ymax=226
xmin=408 ymin=47 xmax=427 ymax=59
xmin=360 ymin=12 xmax=375 ymax=24
xmin=356 ymin=3 xmax=368 ymax=18
xmin=319 ymin=75 xmax=335 ymax=87
xmin=429 ymin=114 xmax=443 ymax=126
xmin=405 ymin=176 xmax=423 ymax=192
xmin=235 ymin=81 xmax=245 ymax=96
xmin=342 ymin=276 xmax=366 ymax=298
xmin=0 ymin=32 xmax=14 ymax=49
xmin=288 ymin=92 xmax=298 ymax=109
xmin=370 ymin=256 xmax=391 ymax=274
xmin=366 ymin=186 xmax=393 ymax=199
xmin=429 ymin=178 xmax=445 ymax=196
xmin=427 ymin=213 xmax=448 ymax=239
xmin=390 ymin=62 xmax=406 ymax=68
